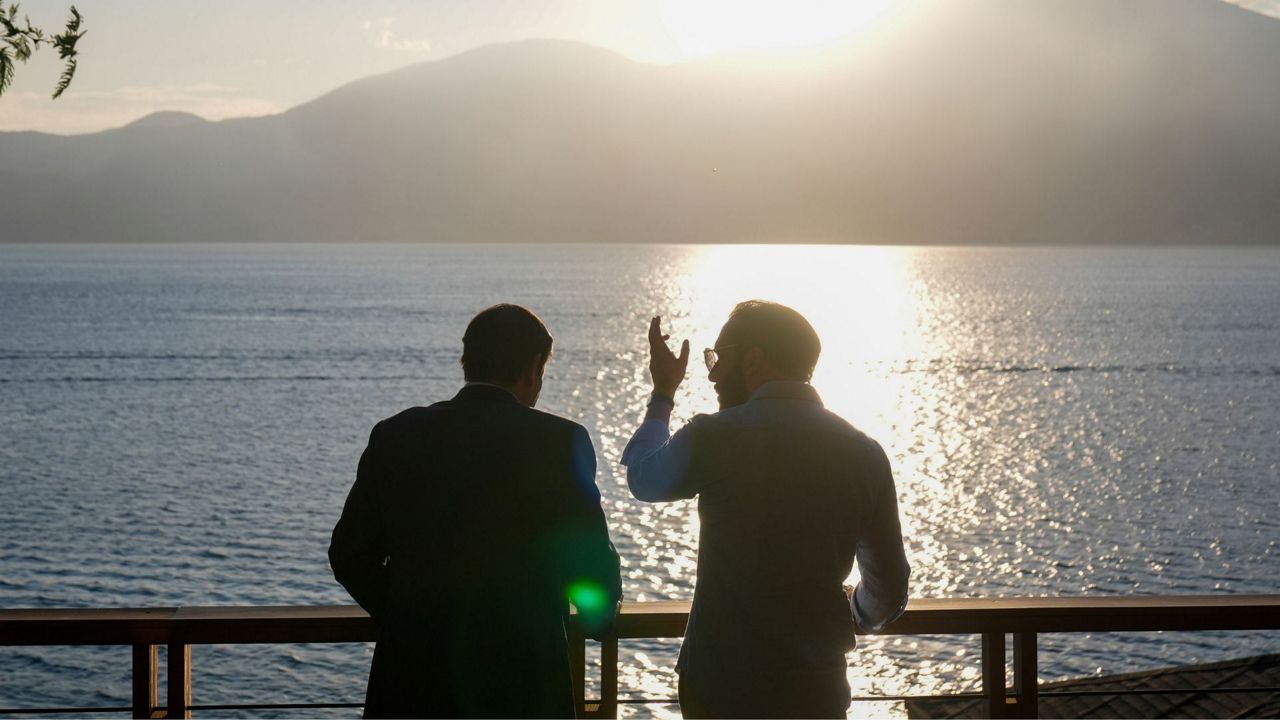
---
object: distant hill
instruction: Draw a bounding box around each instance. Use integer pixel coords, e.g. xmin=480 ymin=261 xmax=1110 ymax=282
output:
xmin=2 ymin=0 xmax=1278 ymax=244
xmin=124 ymin=111 xmax=209 ymax=129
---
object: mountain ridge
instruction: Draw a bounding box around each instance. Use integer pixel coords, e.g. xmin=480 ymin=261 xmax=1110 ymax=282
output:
xmin=2 ymin=2 xmax=1279 ymax=244
xmin=123 ymin=110 xmax=210 ymax=129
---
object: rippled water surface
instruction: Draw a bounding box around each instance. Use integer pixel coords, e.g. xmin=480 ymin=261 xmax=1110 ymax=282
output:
xmin=2 ymin=243 xmax=1278 ymax=717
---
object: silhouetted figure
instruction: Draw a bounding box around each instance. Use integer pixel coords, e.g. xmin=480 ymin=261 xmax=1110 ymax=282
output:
xmin=623 ymin=301 xmax=910 ymax=719
xmin=330 ymin=304 xmax=622 ymax=718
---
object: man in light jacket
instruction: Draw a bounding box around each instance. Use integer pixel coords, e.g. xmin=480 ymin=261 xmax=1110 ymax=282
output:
xmin=623 ymin=301 xmax=910 ymax=718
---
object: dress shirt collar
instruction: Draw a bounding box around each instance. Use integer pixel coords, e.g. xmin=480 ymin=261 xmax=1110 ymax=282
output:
xmin=749 ymin=380 xmax=824 ymax=406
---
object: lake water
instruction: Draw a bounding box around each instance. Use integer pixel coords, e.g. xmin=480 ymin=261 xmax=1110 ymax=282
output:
xmin=1 ymin=243 xmax=1278 ymax=717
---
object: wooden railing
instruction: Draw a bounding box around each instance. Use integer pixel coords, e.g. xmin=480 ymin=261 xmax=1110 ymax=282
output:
xmin=1 ymin=596 xmax=1278 ymax=718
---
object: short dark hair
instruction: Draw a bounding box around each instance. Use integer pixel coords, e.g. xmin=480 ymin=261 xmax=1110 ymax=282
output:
xmin=722 ymin=300 xmax=821 ymax=381
xmin=461 ymin=304 xmax=553 ymax=383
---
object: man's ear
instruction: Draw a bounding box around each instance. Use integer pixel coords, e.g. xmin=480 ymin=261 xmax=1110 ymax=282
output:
xmin=742 ymin=346 xmax=767 ymax=377
xmin=523 ymin=353 xmax=547 ymax=384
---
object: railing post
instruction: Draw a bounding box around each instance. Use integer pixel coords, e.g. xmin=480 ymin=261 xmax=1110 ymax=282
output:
xmin=167 ymin=643 xmax=191 ymax=719
xmin=981 ymin=632 xmax=1006 ymax=719
xmin=599 ymin=636 xmax=618 ymax=719
xmin=1011 ymin=632 xmax=1038 ymax=718
xmin=568 ymin=624 xmax=588 ymax=718
xmin=131 ymin=644 xmax=158 ymax=719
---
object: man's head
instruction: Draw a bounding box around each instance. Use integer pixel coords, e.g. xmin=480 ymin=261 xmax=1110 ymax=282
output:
xmin=461 ymin=304 xmax=553 ymax=407
xmin=707 ymin=300 xmax=821 ymax=409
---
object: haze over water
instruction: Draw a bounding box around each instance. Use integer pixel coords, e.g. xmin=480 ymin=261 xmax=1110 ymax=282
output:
xmin=1 ymin=243 xmax=1278 ymax=717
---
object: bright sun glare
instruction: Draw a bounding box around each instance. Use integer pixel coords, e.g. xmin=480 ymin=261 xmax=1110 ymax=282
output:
xmin=658 ymin=0 xmax=905 ymax=59
xmin=679 ymin=245 xmax=923 ymax=439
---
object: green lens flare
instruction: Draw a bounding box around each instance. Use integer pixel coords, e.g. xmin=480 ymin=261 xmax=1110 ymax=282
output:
xmin=566 ymin=580 xmax=608 ymax=615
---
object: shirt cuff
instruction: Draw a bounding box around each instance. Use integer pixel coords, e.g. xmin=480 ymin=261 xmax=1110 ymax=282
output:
xmin=645 ymin=392 xmax=674 ymax=421
xmin=851 ymin=584 xmax=907 ymax=634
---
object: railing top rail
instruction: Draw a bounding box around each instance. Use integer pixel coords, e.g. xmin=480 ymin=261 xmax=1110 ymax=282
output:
xmin=3 ymin=595 xmax=1279 ymax=646
xmin=891 ymin=595 xmax=1280 ymax=634
xmin=0 ymin=607 xmax=176 ymax=646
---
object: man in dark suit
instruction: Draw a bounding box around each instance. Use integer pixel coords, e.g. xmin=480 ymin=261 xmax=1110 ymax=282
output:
xmin=330 ymin=303 xmax=622 ymax=718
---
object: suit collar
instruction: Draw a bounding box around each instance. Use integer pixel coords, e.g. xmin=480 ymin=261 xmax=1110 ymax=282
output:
xmin=454 ymin=382 xmax=520 ymax=404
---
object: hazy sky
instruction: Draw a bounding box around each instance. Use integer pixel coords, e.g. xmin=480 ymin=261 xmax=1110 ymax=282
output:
xmin=2 ymin=0 xmax=1277 ymax=134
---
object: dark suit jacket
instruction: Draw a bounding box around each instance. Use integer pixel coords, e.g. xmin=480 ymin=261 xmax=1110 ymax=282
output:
xmin=329 ymin=384 xmax=622 ymax=718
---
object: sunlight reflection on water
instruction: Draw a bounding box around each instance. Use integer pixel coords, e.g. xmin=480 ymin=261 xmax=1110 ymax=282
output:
xmin=2 ymin=243 xmax=1278 ymax=718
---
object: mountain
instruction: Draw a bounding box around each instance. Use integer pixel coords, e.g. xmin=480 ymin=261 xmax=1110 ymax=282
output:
xmin=124 ymin=111 xmax=209 ymax=129
xmin=2 ymin=0 xmax=1279 ymax=244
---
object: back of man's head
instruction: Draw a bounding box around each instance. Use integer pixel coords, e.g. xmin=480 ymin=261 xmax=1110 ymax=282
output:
xmin=723 ymin=300 xmax=821 ymax=381
xmin=461 ymin=304 xmax=553 ymax=383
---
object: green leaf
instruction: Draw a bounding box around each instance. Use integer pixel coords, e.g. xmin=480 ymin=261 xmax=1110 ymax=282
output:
xmin=0 ymin=47 xmax=13 ymax=96
xmin=51 ymin=55 xmax=74 ymax=98
xmin=0 ymin=4 xmax=84 ymax=99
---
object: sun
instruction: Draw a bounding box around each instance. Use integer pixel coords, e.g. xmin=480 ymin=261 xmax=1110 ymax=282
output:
xmin=658 ymin=0 xmax=906 ymax=60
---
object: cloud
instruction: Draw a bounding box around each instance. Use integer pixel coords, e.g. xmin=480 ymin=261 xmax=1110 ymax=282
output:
xmin=1222 ymin=0 xmax=1280 ymax=18
xmin=0 ymin=83 xmax=284 ymax=135
xmin=362 ymin=17 xmax=431 ymax=53
xmin=378 ymin=30 xmax=432 ymax=52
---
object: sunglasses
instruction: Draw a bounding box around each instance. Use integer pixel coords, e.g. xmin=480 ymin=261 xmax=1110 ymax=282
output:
xmin=703 ymin=344 xmax=737 ymax=372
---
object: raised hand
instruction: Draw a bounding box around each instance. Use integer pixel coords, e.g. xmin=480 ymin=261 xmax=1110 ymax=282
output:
xmin=647 ymin=316 xmax=690 ymax=399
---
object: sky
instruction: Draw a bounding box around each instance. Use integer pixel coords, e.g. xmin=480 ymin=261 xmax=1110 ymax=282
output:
xmin=1 ymin=0 xmax=1278 ymax=135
